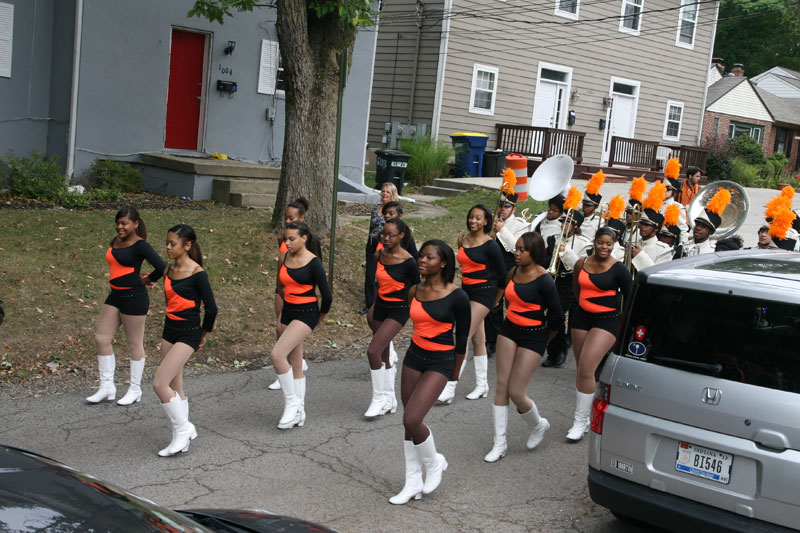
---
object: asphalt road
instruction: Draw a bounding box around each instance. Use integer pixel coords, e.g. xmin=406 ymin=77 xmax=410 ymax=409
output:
xmin=1 ymin=346 xmax=654 ymax=533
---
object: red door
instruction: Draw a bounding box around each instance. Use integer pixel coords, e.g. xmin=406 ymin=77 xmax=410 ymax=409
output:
xmin=165 ymin=29 xmax=206 ymax=150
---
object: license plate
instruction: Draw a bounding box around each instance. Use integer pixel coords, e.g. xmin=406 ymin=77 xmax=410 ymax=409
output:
xmin=675 ymin=442 xmax=732 ymax=484
xmin=391 ymin=161 xmax=407 ymax=168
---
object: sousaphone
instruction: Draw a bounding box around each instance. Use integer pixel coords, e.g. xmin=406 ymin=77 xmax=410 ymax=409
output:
xmin=526 ymin=155 xmax=574 ymax=232
xmin=687 ymin=180 xmax=750 ymax=239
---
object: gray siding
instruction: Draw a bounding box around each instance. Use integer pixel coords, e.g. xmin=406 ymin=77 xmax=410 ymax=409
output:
xmin=436 ymin=0 xmax=717 ymax=164
xmin=367 ymin=0 xmax=444 ymax=147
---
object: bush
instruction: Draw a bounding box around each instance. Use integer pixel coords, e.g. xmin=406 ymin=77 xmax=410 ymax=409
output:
xmin=766 ymin=152 xmax=790 ymax=179
xmin=732 ymin=135 xmax=765 ymax=165
xmin=0 ymin=150 xmax=67 ymax=200
xmin=86 ymin=159 xmax=143 ymax=192
xmin=399 ymin=136 xmax=455 ymax=187
xmin=705 ymin=150 xmax=733 ymax=182
xmin=730 ymin=157 xmax=762 ymax=186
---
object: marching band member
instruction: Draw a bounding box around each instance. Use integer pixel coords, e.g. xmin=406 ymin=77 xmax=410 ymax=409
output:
xmin=715 ymin=236 xmax=744 ymax=252
xmin=580 ymin=171 xmax=605 ymax=242
xmin=662 ymin=159 xmax=691 ymax=243
xmin=752 ymin=224 xmax=778 ymax=250
xmin=631 ymin=181 xmax=673 ymax=270
xmin=604 ymin=195 xmax=627 ymax=261
xmin=624 ymin=176 xmax=647 ymax=232
xmin=685 ymin=188 xmax=732 ymax=257
xmin=767 ymin=207 xmax=800 ymax=251
xmin=535 ymin=194 xmax=565 ymax=242
xmin=658 ymin=204 xmax=685 ymax=259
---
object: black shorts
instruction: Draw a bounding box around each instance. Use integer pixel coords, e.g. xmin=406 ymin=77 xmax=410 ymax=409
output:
xmin=571 ymin=307 xmax=621 ymax=336
xmin=499 ymin=320 xmax=547 ymax=354
xmin=104 ymin=287 xmax=149 ymax=316
xmin=281 ymin=302 xmax=320 ymax=330
xmin=162 ymin=318 xmax=203 ymax=351
xmin=403 ymin=345 xmax=454 ymax=379
xmin=373 ymin=298 xmax=409 ymax=326
xmin=463 ymin=282 xmax=497 ymax=310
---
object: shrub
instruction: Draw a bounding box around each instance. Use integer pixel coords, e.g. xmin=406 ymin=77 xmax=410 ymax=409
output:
xmin=732 ymin=135 xmax=765 ymax=165
xmin=86 ymin=159 xmax=143 ymax=192
xmin=0 ymin=150 xmax=67 ymax=200
xmin=705 ymin=150 xmax=733 ymax=182
xmin=399 ymin=136 xmax=455 ymax=187
xmin=766 ymin=152 xmax=790 ymax=179
xmin=730 ymin=157 xmax=760 ymax=186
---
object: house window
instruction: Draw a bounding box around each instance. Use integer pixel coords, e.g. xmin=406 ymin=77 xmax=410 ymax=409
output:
xmin=728 ymin=121 xmax=763 ymax=143
xmin=469 ymin=64 xmax=499 ymax=115
xmin=258 ymin=39 xmax=281 ymax=95
xmin=676 ymin=0 xmax=698 ymax=49
xmin=713 ymin=117 xmax=719 ymax=138
xmin=774 ymin=127 xmax=792 ymax=159
xmin=619 ymin=0 xmax=643 ymax=35
xmin=0 ymin=2 xmax=13 ymax=78
xmin=662 ymin=101 xmax=684 ymax=141
xmin=555 ymin=0 xmax=579 ymax=20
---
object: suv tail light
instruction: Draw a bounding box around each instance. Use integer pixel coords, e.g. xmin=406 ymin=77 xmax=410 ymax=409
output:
xmin=591 ymin=381 xmax=610 ymax=435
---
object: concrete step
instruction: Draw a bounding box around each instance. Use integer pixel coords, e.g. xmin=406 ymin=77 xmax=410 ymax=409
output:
xmin=432 ymin=178 xmax=477 ymax=191
xmin=229 ymin=192 xmax=276 ymax=208
xmin=422 ymin=185 xmax=463 ymax=197
xmin=212 ymin=178 xmax=279 ymax=204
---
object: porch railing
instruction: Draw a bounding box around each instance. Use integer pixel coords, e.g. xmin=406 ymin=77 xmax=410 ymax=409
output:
xmin=609 ymin=136 xmax=709 ymax=172
xmin=495 ymin=124 xmax=585 ymax=164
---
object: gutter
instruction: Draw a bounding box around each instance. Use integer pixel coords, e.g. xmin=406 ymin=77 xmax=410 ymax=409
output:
xmin=66 ymin=0 xmax=83 ymax=178
xmin=697 ymin=0 xmax=719 ymax=146
xmin=431 ymin=0 xmax=452 ymax=139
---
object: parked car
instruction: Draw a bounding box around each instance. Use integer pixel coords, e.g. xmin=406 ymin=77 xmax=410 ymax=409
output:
xmin=588 ymin=250 xmax=800 ymax=532
xmin=0 ymin=444 xmax=338 ymax=532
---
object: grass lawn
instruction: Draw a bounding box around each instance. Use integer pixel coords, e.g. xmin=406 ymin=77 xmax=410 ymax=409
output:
xmin=0 ymin=189 xmax=546 ymax=384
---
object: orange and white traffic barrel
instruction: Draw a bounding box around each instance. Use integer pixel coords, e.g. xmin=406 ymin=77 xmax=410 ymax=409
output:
xmin=505 ymin=154 xmax=529 ymax=201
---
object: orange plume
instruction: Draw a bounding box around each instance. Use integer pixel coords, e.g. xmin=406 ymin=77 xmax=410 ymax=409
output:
xmin=706 ymin=188 xmax=731 ymax=216
xmin=664 ymin=203 xmax=681 ymax=227
xmin=664 ymin=158 xmax=681 ymax=179
xmin=765 ymin=191 xmax=792 ymax=220
xmin=586 ymin=170 xmax=605 ymax=195
xmin=607 ymin=195 xmax=625 ymax=220
xmin=642 ymin=181 xmax=667 ymax=212
xmin=564 ymin=187 xmax=582 ymax=211
xmin=781 ymin=185 xmax=795 ymax=202
xmin=501 ymin=168 xmax=517 ymax=194
xmin=629 ymin=176 xmax=647 ymax=202
xmin=769 ymin=207 xmax=796 ymax=240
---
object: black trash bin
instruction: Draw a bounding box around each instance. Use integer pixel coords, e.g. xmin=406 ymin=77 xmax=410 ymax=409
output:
xmin=482 ymin=150 xmax=509 ymax=179
xmin=375 ymin=149 xmax=412 ymax=194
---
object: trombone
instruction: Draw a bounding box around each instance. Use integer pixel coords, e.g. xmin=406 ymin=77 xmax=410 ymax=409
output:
xmin=491 ymin=182 xmax=512 ymax=239
xmin=547 ymin=208 xmax=577 ymax=277
xmin=623 ymin=205 xmax=642 ymax=275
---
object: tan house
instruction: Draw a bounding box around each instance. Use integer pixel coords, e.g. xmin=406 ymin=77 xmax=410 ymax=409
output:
xmin=368 ymin=0 xmax=720 ymax=172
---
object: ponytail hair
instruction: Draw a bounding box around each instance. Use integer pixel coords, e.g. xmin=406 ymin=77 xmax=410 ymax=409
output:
xmin=115 ymin=206 xmax=147 ymax=240
xmin=384 ymin=218 xmax=411 ymax=249
xmin=285 ymin=221 xmax=318 ymax=255
xmin=168 ymin=224 xmax=203 ymax=266
xmin=286 ymin=197 xmax=309 ymax=217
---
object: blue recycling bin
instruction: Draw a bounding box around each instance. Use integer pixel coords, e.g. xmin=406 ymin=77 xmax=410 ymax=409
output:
xmin=451 ymin=132 xmax=489 ymax=177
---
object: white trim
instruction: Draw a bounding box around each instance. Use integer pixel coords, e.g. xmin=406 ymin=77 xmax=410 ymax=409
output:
xmin=662 ymin=100 xmax=684 ymax=141
xmin=66 ymin=0 xmax=83 ymax=178
xmin=431 ymin=0 xmax=452 ymax=139
xmin=675 ymin=0 xmax=698 ymax=50
xmin=469 ymin=63 xmax=499 ymax=116
xmin=258 ymin=39 xmax=280 ymax=95
xmin=618 ymin=0 xmax=643 ymax=36
xmin=532 ymin=62 xmax=573 ymax=129
xmin=554 ymin=0 xmax=579 ymax=20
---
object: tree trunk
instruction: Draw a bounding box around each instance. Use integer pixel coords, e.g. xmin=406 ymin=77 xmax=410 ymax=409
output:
xmin=270 ymin=0 xmax=355 ymax=236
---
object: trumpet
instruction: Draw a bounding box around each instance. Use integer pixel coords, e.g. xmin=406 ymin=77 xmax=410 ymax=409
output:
xmin=623 ymin=205 xmax=642 ymax=275
xmin=547 ymin=208 xmax=577 ymax=277
xmin=491 ymin=182 xmax=512 ymax=239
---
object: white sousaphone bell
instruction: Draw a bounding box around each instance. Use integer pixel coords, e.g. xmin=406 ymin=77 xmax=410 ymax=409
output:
xmin=526 ymin=154 xmax=574 ymax=231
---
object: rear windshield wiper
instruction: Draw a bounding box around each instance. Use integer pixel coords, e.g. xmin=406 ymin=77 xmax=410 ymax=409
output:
xmin=652 ymin=356 xmax=723 ymax=376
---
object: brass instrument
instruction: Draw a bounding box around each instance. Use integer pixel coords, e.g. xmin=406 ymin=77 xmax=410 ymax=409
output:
xmin=595 ymin=203 xmax=610 ymax=234
xmin=519 ymin=208 xmax=534 ymax=222
xmin=686 ymin=180 xmax=750 ymax=239
xmin=547 ymin=208 xmax=577 ymax=277
xmin=491 ymin=182 xmax=512 ymax=238
xmin=623 ymin=205 xmax=642 ymax=275
xmin=529 ymin=155 xmax=574 ymax=201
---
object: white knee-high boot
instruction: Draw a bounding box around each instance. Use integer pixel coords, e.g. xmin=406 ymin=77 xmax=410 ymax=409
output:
xmin=437 ymin=362 xmax=463 ymax=405
xmin=389 ymin=341 xmax=398 ymax=366
xmin=389 ymin=440 xmax=423 ymax=504
xmin=385 ymin=364 xmax=397 ymax=414
xmin=159 ymin=392 xmax=197 ymax=457
xmin=269 ymin=359 xmax=308 ymax=390
xmin=295 ymin=377 xmax=306 ymax=427
xmin=484 ymin=404 xmax=508 ymax=462
xmin=86 ymin=355 xmax=116 ymax=403
xmin=117 ymin=358 xmax=145 ymax=405
xmin=566 ymin=390 xmax=594 ymax=442
xmin=277 ymin=371 xmax=302 ymax=429
xmin=416 ymin=431 xmax=448 ymax=494
xmin=365 ymin=365 xmax=389 ymax=418
xmin=519 ymin=401 xmax=550 ymax=449
xmin=466 ymin=355 xmax=489 ymax=400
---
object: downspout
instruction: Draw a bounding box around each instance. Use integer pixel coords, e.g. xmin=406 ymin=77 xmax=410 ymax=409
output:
xmin=697 ymin=0 xmax=720 ymax=146
xmin=431 ymin=0 xmax=452 ymax=139
xmin=66 ymin=0 xmax=83 ymax=178
xmin=407 ymin=1 xmax=424 ymax=123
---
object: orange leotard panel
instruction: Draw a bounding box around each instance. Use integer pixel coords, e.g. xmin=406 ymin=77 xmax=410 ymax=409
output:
xmin=164 ymin=276 xmax=196 ymax=321
xmin=504 ymin=280 xmax=543 ymax=327
xmin=376 ymin=261 xmax=405 ymax=302
xmin=279 ymin=240 xmax=288 ymax=254
xmin=578 ymin=269 xmax=617 ymax=313
xmin=410 ymin=297 xmax=454 ymax=352
xmin=457 ymin=246 xmax=486 ymax=285
xmin=106 ymin=247 xmax=135 ymax=289
xmin=280 ymin=264 xmax=318 ymax=305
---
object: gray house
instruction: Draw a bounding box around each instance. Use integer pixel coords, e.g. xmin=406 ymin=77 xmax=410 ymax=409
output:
xmin=1 ymin=0 xmax=376 ymax=203
xmin=369 ymin=0 xmax=719 ymax=171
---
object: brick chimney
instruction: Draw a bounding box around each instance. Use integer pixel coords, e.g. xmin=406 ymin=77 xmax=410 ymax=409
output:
xmin=731 ymin=63 xmax=744 ymax=77
xmin=712 ymin=57 xmax=725 ymax=70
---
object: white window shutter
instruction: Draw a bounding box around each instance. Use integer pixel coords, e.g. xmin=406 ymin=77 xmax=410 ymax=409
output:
xmin=258 ymin=39 xmax=279 ymax=95
xmin=0 ymin=3 xmax=13 ymax=78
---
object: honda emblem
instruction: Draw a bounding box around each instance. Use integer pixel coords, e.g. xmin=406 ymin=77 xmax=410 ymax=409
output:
xmin=702 ymin=387 xmax=722 ymax=405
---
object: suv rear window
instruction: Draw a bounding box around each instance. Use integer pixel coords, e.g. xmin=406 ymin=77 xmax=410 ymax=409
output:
xmin=621 ymin=283 xmax=800 ymax=393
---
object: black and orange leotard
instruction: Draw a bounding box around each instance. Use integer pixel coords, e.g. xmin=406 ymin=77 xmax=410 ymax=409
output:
xmin=164 ymin=271 xmax=218 ymax=332
xmin=409 ymin=289 xmax=471 ymax=358
xmin=505 ymin=274 xmax=563 ymax=330
xmin=457 ymin=239 xmax=507 ymax=287
xmin=577 ymin=262 xmax=631 ymax=314
xmin=376 ymin=257 xmax=419 ymax=303
xmin=279 ymin=240 xmax=289 ymax=254
xmin=279 ymin=256 xmax=332 ymax=329
xmin=106 ymin=240 xmax=166 ymax=290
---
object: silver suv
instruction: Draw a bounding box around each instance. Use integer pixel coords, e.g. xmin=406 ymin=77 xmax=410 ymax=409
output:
xmin=588 ymin=250 xmax=800 ymax=532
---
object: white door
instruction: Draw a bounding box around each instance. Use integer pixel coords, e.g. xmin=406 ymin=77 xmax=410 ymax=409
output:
xmin=602 ymin=86 xmax=638 ymax=163
xmin=531 ymin=80 xmax=565 ymax=153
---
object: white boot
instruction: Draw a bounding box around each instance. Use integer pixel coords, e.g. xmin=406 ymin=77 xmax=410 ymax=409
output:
xmin=484 ymin=404 xmax=508 ymax=462
xmin=389 ymin=440 xmax=423 ymax=505
xmin=519 ymin=402 xmax=550 ymax=450
xmin=159 ymin=393 xmax=197 ymax=457
xmin=117 ymin=358 xmax=145 ymax=405
xmin=86 ymin=355 xmax=116 ymax=403
xmin=365 ymin=366 xmax=390 ymax=418
xmin=277 ymin=371 xmax=302 ymax=429
xmin=268 ymin=359 xmax=308 ymax=390
xmin=566 ymin=390 xmax=595 ymax=442
xmin=437 ymin=381 xmax=456 ymax=404
xmin=385 ymin=364 xmax=397 ymax=414
xmin=466 ymin=355 xmax=489 ymax=400
xmin=416 ymin=431 xmax=448 ymax=494
xmin=295 ymin=377 xmax=306 ymax=427
xmin=389 ymin=341 xmax=398 ymax=366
